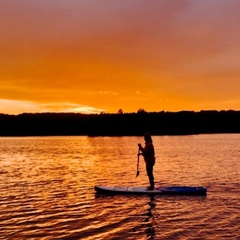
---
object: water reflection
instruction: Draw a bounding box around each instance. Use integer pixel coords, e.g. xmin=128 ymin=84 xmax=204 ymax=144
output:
xmin=144 ymin=196 xmax=156 ymax=239
xmin=0 ymin=135 xmax=239 ymax=239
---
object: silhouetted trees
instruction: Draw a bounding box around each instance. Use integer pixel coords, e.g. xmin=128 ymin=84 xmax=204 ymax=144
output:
xmin=0 ymin=110 xmax=239 ymax=136
xmin=118 ymin=109 xmax=123 ymax=114
xmin=137 ymin=108 xmax=146 ymax=113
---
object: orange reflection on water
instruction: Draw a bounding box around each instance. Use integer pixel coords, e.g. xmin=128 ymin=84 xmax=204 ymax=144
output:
xmin=0 ymin=135 xmax=239 ymax=239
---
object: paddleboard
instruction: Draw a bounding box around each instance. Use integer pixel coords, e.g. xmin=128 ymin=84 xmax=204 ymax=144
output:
xmin=95 ymin=185 xmax=207 ymax=196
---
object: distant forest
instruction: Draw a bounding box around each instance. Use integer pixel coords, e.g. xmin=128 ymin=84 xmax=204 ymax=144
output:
xmin=0 ymin=110 xmax=239 ymax=136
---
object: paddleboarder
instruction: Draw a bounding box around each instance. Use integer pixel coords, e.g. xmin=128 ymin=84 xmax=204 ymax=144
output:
xmin=138 ymin=132 xmax=155 ymax=190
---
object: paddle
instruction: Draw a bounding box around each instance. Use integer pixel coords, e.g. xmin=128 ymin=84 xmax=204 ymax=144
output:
xmin=136 ymin=148 xmax=140 ymax=177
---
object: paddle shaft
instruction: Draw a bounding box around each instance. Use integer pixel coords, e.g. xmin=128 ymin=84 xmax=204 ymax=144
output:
xmin=136 ymin=148 xmax=140 ymax=177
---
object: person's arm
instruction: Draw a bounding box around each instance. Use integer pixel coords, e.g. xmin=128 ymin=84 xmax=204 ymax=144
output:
xmin=139 ymin=143 xmax=153 ymax=156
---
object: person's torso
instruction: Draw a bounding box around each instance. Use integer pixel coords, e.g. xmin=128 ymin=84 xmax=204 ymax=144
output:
xmin=143 ymin=142 xmax=155 ymax=164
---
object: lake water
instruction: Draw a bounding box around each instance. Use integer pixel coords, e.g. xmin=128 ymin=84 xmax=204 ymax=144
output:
xmin=0 ymin=134 xmax=239 ymax=239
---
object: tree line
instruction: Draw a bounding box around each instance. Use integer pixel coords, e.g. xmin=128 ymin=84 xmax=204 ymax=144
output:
xmin=0 ymin=110 xmax=239 ymax=136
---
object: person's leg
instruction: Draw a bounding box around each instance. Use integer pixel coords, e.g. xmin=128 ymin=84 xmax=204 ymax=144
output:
xmin=146 ymin=164 xmax=154 ymax=189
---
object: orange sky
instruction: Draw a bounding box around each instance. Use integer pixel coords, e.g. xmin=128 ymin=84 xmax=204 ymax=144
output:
xmin=0 ymin=1 xmax=240 ymax=114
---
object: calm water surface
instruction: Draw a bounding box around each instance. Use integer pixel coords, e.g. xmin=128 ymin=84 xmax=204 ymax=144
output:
xmin=0 ymin=134 xmax=239 ymax=239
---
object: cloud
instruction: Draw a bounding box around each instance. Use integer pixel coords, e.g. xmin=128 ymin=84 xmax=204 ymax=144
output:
xmin=0 ymin=99 xmax=105 ymax=114
xmin=41 ymin=103 xmax=105 ymax=114
xmin=0 ymin=99 xmax=43 ymax=114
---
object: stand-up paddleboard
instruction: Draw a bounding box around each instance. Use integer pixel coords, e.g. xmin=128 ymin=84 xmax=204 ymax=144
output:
xmin=95 ymin=185 xmax=207 ymax=196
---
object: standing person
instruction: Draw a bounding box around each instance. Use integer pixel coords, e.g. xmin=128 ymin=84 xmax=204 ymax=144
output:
xmin=138 ymin=132 xmax=155 ymax=190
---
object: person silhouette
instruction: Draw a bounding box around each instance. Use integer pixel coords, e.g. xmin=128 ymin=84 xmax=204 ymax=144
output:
xmin=138 ymin=132 xmax=155 ymax=190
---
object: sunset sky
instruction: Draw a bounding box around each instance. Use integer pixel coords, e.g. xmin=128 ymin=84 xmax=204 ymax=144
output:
xmin=1 ymin=0 xmax=240 ymax=114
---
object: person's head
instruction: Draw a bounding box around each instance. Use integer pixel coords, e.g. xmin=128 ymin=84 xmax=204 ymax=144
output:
xmin=144 ymin=132 xmax=152 ymax=143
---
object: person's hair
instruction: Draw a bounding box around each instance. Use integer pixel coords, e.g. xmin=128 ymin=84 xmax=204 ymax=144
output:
xmin=144 ymin=132 xmax=152 ymax=143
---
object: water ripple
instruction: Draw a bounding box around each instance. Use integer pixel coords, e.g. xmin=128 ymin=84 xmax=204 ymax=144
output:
xmin=0 ymin=135 xmax=239 ymax=239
